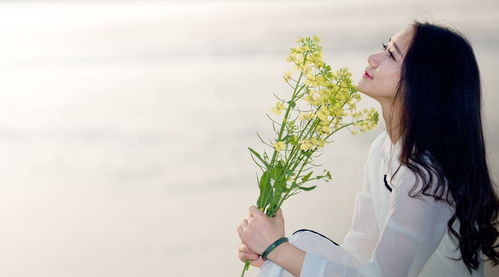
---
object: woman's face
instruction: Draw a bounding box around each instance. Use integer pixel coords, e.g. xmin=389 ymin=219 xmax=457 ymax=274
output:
xmin=355 ymin=27 xmax=414 ymax=102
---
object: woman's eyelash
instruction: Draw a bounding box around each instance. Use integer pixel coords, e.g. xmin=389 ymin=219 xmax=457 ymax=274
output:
xmin=381 ymin=42 xmax=396 ymax=60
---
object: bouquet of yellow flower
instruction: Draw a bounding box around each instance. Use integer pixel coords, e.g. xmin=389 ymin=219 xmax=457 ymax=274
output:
xmin=241 ymin=36 xmax=379 ymax=276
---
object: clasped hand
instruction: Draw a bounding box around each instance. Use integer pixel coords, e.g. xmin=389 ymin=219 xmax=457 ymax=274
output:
xmin=236 ymin=205 xmax=285 ymax=267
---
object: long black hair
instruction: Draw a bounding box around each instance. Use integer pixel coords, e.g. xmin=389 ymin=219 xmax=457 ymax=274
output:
xmin=390 ymin=20 xmax=499 ymax=273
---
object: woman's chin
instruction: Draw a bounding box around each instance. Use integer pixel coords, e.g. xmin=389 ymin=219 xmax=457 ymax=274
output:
xmin=354 ymin=82 xmax=367 ymax=94
xmin=355 ymin=79 xmax=376 ymax=96
xmin=356 ymin=86 xmax=374 ymax=99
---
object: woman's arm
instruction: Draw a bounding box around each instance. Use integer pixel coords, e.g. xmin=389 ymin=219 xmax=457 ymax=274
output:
xmin=298 ymin=165 xmax=453 ymax=276
xmin=237 ymin=207 xmax=307 ymax=275
xmin=238 ymin=164 xmax=453 ymax=276
xmin=265 ymin=242 xmax=306 ymax=276
xmin=237 ymin=141 xmax=380 ymax=275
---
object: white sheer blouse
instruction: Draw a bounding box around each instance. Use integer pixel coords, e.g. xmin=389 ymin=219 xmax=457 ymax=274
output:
xmin=257 ymin=130 xmax=485 ymax=277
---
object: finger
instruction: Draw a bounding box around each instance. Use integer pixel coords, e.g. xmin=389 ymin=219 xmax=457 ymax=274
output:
xmin=241 ymin=219 xmax=248 ymax=229
xmin=247 ymin=211 xmax=255 ymax=219
xmin=239 ymin=243 xmax=249 ymax=252
xmin=251 ymin=256 xmax=265 ymax=267
xmin=249 ymin=205 xmax=262 ymax=217
xmin=239 ymin=251 xmax=259 ymax=262
xmin=276 ymin=208 xmax=283 ymax=218
xmin=239 ymin=243 xmax=256 ymax=254
xmin=238 ymin=250 xmax=247 ymax=262
xmin=237 ymin=225 xmax=243 ymax=240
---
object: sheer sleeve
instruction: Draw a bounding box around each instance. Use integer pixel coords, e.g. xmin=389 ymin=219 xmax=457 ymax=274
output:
xmin=339 ymin=161 xmax=380 ymax=266
xmin=300 ymin=165 xmax=454 ymax=277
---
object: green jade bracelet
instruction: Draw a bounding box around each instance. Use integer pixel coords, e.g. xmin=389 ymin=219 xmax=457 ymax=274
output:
xmin=262 ymin=237 xmax=289 ymax=261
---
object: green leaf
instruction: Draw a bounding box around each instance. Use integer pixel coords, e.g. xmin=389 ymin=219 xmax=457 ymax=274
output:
xmin=248 ymin=147 xmax=269 ymax=168
xmin=283 ymin=134 xmax=298 ymax=145
xmin=249 ymin=150 xmax=266 ymax=172
xmin=259 ymin=171 xmax=273 ymax=209
xmin=325 ymin=170 xmax=332 ymax=181
xmin=262 ymin=186 xmax=273 ymax=210
xmin=256 ymin=171 xmax=270 ymax=208
xmin=299 ymin=185 xmax=317 ymax=191
xmin=273 ymin=161 xmax=287 ymax=190
xmin=301 ymin=171 xmax=313 ymax=182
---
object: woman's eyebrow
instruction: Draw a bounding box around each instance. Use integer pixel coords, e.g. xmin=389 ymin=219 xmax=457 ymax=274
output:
xmin=389 ymin=37 xmax=403 ymax=56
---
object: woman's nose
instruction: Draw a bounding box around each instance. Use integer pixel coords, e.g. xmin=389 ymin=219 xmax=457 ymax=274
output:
xmin=367 ymin=52 xmax=382 ymax=68
xmin=367 ymin=53 xmax=377 ymax=68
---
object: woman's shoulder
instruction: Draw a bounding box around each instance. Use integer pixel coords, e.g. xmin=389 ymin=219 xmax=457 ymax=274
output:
xmin=367 ymin=129 xmax=388 ymax=160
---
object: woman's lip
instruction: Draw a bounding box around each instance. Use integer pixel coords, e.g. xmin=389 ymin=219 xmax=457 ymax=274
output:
xmin=363 ymin=71 xmax=373 ymax=79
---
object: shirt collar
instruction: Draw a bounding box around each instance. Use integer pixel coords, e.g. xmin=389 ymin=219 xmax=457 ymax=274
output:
xmin=382 ymin=130 xmax=403 ymax=169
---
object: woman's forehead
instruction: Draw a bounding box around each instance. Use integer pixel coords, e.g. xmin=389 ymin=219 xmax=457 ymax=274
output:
xmin=392 ymin=28 xmax=414 ymax=54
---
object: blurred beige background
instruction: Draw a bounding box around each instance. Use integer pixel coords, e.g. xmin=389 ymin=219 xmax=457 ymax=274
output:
xmin=0 ymin=0 xmax=497 ymax=276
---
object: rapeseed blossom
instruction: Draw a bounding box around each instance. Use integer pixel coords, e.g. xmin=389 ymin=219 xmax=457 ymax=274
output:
xmin=272 ymin=141 xmax=285 ymax=152
xmin=317 ymin=106 xmax=330 ymax=121
xmin=271 ymin=102 xmax=285 ymax=115
xmin=299 ymin=139 xmax=314 ymax=151
xmin=298 ymin=112 xmax=314 ymax=121
xmin=242 ymin=35 xmax=379 ymax=277
xmin=253 ymin=35 xmax=379 ymax=216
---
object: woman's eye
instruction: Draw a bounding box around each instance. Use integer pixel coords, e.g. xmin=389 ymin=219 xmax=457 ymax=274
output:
xmin=381 ymin=42 xmax=396 ymax=60
xmin=381 ymin=42 xmax=387 ymax=50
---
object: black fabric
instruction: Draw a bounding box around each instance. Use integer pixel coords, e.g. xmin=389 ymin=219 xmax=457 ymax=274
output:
xmin=292 ymin=229 xmax=340 ymax=246
xmin=384 ymin=174 xmax=392 ymax=192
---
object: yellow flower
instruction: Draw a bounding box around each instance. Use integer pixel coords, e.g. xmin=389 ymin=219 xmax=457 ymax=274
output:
xmin=271 ymin=102 xmax=285 ymax=115
xmin=273 ymin=141 xmax=285 ymax=152
xmin=318 ymin=124 xmax=330 ymax=135
xmin=303 ymin=93 xmax=315 ymax=105
xmin=317 ymin=139 xmax=325 ymax=148
xmin=317 ymin=106 xmax=330 ymax=121
xmin=284 ymin=71 xmax=292 ymax=81
xmin=299 ymin=139 xmax=314 ymax=151
xmin=310 ymin=138 xmax=325 ymax=148
xmin=304 ymin=75 xmax=317 ymax=86
xmin=298 ymin=112 xmax=314 ymax=121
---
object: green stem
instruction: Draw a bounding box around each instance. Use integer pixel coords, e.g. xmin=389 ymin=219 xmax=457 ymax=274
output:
xmin=276 ymin=120 xmax=364 ymax=207
xmin=268 ymin=53 xmax=309 ymax=169
xmin=269 ymin=116 xmax=319 ymax=209
xmin=241 ymin=260 xmax=251 ymax=277
xmin=324 ymin=120 xmax=364 ymax=141
xmin=281 ymin=117 xmax=314 ymax=175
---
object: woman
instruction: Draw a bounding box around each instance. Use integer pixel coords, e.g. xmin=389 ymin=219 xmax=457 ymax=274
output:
xmin=236 ymin=20 xmax=499 ymax=276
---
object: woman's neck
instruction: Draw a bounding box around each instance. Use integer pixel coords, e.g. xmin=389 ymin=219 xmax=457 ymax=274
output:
xmin=380 ymin=100 xmax=401 ymax=145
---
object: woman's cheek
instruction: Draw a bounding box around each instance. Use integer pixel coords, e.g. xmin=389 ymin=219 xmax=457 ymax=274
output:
xmin=377 ymin=72 xmax=401 ymax=98
xmin=387 ymin=68 xmax=402 ymax=91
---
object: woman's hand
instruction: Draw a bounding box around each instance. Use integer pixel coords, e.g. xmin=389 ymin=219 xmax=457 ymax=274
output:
xmin=238 ymin=242 xmax=264 ymax=267
xmin=236 ymin=205 xmax=285 ymax=255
